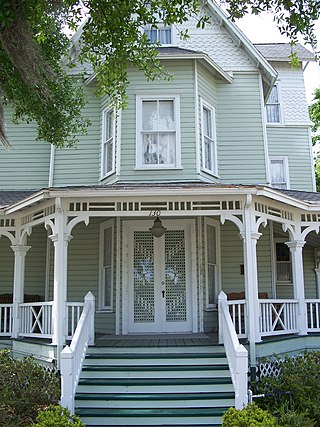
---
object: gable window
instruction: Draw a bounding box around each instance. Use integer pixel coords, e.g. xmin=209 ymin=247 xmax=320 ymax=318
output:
xmin=269 ymin=157 xmax=289 ymax=189
xmin=99 ymin=220 xmax=114 ymax=311
xmin=205 ymin=220 xmax=219 ymax=309
xmin=201 ymin=100 xmax=217 ymax=175
xmin=266 ymin=85 xmax=281 ymax=123
xmin=136 ymin=96 xmax=181 ymax=168
xmin=101 ymin=108 xmax=115 ymax=178
xmin=275 ymin=242 xmax=292 ymax=283
xmin=144 ymin=24 xmax=172 ymax=44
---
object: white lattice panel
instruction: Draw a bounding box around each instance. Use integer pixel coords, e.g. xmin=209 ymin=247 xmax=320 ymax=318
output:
xmin=133 ymin=231 xmax=155 ymax=323
xmin=165 ymin=230 xmax=187 ymax=322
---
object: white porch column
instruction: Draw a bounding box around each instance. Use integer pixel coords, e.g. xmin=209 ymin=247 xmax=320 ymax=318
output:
xmin=286 ymin=240 xmax=307 ymax=335
xmin=11 ymin=244 xmax=31 ymax=338
xmin=50 ymin=209 xmax=72 ymax=348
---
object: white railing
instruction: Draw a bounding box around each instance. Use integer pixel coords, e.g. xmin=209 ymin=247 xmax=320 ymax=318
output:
xmin=66 ymin=302 xmax=85 ymax=340
xmin=227 ymin=300 xmax=247 ymax=339
xmin=19 ymin=302 xmax=53 ymax=338
xmin=0 ymin=304 xmax=13 ymax=336
xmin=218 ymin=292 xmax=248 ymax=409
xmin=259 ymin=299 xmax=299 ymax=336
xmin=306 ymin=300 xmax=320 ymax=331
xmin=60 ymin=292 xmax=95 ymax=414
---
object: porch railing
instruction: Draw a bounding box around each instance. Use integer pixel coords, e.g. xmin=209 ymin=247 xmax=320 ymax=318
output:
xmin=306 ymin=300 xmax=320 ymax=331
xmin=0 ymin=304 xmax=13 ymax=336
xmin=60 ymin=292 xmax=95 ymax=414
xmin=227 ymin=299 xmax=247 ymax=339
xmin=19 ymin=302 xmax=53 ymax=338
xmin=66 ymin=302 xmax=85 ymax=340
xmin=218 ymin=292 xmax=248 ymax=409
xmin=259 ymin=299 xmax=299 ymax=336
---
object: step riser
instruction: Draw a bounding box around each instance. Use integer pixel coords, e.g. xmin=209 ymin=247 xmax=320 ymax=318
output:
xmin=81 ymin=415 xmax=224 ymax=425
xmin=84 ymin=357 xmax=228 ymax=366
xmin=87 ymin=346 xmax=224 ymax=355
xmin=80 ymin=370 xmax=231 ymax=379
xmin=75 ymin=398 xmax=235 ymax=408
xmin=77 ymin=383 xmax=234 ymax=393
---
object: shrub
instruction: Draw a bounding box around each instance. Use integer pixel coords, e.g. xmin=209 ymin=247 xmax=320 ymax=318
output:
xmin=29 ymin=405 xmax=85 ymax=427
xmin=0 ymin=350 xmax=60 ymax=426
xmin=222 ymin=402 xmax=278 ymax=426
xmin=258 ymin=351 xmax=320 ymax=426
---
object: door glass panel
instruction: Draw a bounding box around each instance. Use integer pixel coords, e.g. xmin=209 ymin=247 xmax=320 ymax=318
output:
xmin=133 ymin=231 xmax=155 ymax=322
xmin=165 ymin=230 xmax=187 ymax=322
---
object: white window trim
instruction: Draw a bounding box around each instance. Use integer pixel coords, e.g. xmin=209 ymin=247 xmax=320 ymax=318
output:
xmin=266 ymin=83 xmax=283 ymax=125
xmin=200 ymin=99 xmax=218 ymax=177
xmin=273 ymin=238 xmax=293 ymax=285
xmin=99 ymin=219 xmax=114 ymax=311
xmin=100 ymin=107 xmax=116 ymax=180
xmin=136 ymin=94 xmax=181 ymax=169
xmin=269 ymin=156 xmax=290 ymax=189
xmin=204 ymin=218 xmax=221 ymax=310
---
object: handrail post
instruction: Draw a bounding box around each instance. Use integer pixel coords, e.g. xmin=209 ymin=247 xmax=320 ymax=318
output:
xmin=235 ymin=344 xmax=248 ymax=409
xmin=218 ymin=291 xmax=227 ymax=344
xmin=60 ymin=345 xmax=75 ymax=414
xmin=85 ymin=291 xmax=95 ymax=345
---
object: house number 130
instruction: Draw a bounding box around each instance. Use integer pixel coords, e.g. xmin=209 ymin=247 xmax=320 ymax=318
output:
xmin=149 ymin=210 xmax=161 ymax=217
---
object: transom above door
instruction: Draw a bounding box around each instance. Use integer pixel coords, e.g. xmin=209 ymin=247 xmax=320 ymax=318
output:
xmin=123 ymin=219 xmax=197 ymax=334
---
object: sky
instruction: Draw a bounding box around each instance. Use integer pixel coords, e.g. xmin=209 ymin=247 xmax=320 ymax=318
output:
xmin=236 ymin=13 xmax=320 ymax=104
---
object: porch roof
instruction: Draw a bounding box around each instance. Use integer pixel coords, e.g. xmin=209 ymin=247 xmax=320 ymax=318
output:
xmin=2 ymin=183 xmax=320 ymax=213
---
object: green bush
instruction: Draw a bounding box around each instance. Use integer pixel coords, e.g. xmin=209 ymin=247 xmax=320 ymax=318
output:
xmin=222 ymin=402 xmax=278 ymax=426
xmin=258 ymin=351 xmax=320 ymax=426
xmin=0 ymin=350 xmax=60 ymax=427
xmin=28 ymin=405 xmax=85 ymax=427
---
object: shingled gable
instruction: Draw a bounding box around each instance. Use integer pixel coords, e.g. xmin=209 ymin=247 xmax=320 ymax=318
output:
xmin=254 ymin=43 xmax=315 ymax=62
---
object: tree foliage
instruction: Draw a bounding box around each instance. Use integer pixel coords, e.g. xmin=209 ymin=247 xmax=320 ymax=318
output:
xmin=309 ymin=89 xmax=320 ymax=190
xmin=0 ymin=0 xmax=319 ymax=148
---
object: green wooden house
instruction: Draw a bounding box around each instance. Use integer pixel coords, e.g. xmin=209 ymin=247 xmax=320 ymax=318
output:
xmin=0 ymin=1 xmax=319 ymax=425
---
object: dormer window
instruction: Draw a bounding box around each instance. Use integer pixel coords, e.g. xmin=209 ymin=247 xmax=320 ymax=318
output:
xmin=266 ymin=85 xmax=281 ymax=123
xmin=144 ymin=24 xmax=172 ymax=44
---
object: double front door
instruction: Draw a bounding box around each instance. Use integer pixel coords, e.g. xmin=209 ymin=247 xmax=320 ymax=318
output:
xmin=123 ymin=220 xmax=196 ymax=334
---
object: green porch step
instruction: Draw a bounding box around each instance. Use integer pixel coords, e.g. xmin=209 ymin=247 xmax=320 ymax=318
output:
xmin=76 ymin=391 xmax=235 ymax=401
xmin=82 ymin=363 xmax=228 ymax=371
xmin=78 ymin=377 xmax=232 ymax=386
xmin=76 ymin=407 xmax=226 ymax=417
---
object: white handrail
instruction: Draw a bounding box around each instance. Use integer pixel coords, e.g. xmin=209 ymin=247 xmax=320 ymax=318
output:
xmin=218 ymin=291 xmax=248 ymax=409
xmin=19 ymin=302 xmax=53 ymax=338
xmin=259 ymin=299 xmax=299 ymax=336
xmin=0 ymin=304 xmax=13 ymax=336
xmin=60 ymin=292 xmax=95 ymax=414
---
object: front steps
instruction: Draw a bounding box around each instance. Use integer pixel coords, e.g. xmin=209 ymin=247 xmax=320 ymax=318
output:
xmin=75 ymin=345 xmax=234 ymax=426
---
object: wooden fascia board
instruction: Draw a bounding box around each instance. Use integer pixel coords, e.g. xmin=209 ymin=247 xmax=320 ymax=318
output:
xmin=4 ymin=191 xmax=50 ymax=215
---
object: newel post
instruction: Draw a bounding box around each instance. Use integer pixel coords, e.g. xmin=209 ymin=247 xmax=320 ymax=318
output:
xmin=60 ymin=345 xmax=75 ymax=414
xmin=235 ymin=343 xmax=249 ymax=410
xmin=218 ymin=291 xmax=227 ymax=344
xmin=85 ymin=291 xmax=95 ymax=346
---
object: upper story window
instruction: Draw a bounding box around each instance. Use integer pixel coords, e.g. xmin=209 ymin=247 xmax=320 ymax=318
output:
xmin=266 ymin=85 xmax=281 ymax=124
xmin=136 ymin=95 xmax=181 ymax=168
xmin=144 ymin=24 xmax=172 ymax=44
xmin=201 ymin=100 xmax=217 ymax=175
xmin=269 ymin=156 xmax=290 ymax=189
xmin=101 ymin=108 xmax=115 ymax=178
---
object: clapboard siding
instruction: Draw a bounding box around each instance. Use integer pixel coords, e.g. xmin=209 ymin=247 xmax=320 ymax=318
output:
xmin=0 ymin=237 xmax=14 ymax=293
xmin=119 ymin=60 xmax=197 ymax=182
xmin=0 ymin=107 xmax=51 ymax=190
xmin=24 ymin=226 xmax=47 ymax=298
xmin=217 ymin=73 xmax=267 ymax=185
xmin=53 ymin=86 xmax=101 ymax=186
xmin=267 ymin=126 xmax=314 ymax=191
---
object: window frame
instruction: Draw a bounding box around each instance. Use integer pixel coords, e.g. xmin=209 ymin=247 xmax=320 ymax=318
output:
xmin=266 ymin=84 xmax=282 ymax=125
xmin=201 ymin=99 xmax=217 ymax=176
xmin=135 ymin=94 xmax=181 ymax=169
xmin=204 ymin=218 xmax=220 ymax=310
xmin=274 ymin=239 xmax=293 ymax=285
xmin=269 ymin=156 xmax=290 ymax=189
xmin=143 ymin=23 xmax=176 ymax=45
xmin=99 ymin=219 xmax=114 ymax=311
xmin=101 ymin=107 xmax=115 ymax=179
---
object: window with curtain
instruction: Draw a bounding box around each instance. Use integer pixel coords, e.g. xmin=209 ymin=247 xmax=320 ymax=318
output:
xmin=99 ymin=220 xmax=114 ymax=310
xmin=276 ymin=242 xmax=292 ymax=282
xmin=202 ymin=101 xmax=217 ymax=175
xmin=269 ymin=157 xmax=289 ymax=189
xmin=101 ymin=108 xmax=115 ymax=177
xmin=137 ymin=96 xmax=180 ymax=168
xmin=266 ymin=85 xmax=281 ymax=123
xmin=144 ymin=24 xmax=172 ymax=44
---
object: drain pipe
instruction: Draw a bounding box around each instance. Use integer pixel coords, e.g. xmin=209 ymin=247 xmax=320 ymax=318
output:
xmin=48 ymin=144 xmax=55 ymax=187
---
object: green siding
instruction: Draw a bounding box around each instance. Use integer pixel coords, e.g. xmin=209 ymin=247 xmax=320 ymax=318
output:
xmin=119 ymin=60 xmax=197 ymax=182
xmin=0 ymin=237 xmax=14 ymax=294
xmin=267 ymin=126 xmax=314 ymax=191
xmin=217 ymin=73 xmax=267 ymax=185
xmin=53 ymin=86 xmax=101 ymax=186
xmin=303 ymin=244 xmax=317 ymax=299
xmin=256 ymin=226 xmax=273 ymax=297
xmin=0 ymin=107 xmax=51 ymax=190
xmin=25 ymin=226 xmax=47 ymax=298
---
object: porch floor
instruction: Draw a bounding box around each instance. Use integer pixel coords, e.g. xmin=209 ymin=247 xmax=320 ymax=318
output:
xmin=94 ymin=333 xmax=218 ymax=347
